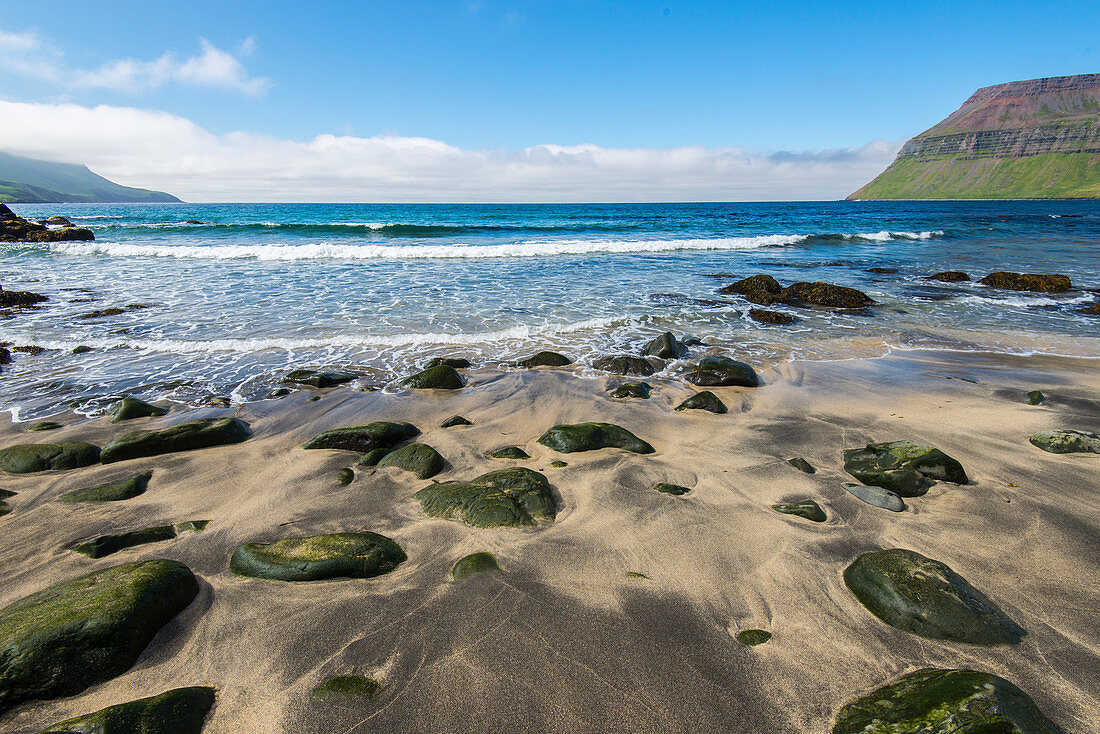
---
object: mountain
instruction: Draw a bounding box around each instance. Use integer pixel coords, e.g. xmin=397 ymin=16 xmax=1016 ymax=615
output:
xmin=850 ymin=74 xmax=1100 ymax=200
xmin=0 ymin=151 xmax=180 ymax=203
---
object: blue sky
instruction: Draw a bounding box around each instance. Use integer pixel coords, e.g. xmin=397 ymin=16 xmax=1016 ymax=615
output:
xmin=0 ymin=1 xmax=1097 ymax=200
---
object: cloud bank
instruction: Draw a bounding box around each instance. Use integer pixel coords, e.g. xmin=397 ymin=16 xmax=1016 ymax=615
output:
xmin=0 ymin=101 xmax=899 ymax=201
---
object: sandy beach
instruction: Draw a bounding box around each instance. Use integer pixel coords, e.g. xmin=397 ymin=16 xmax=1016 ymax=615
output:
xmin=1 ymin=348 xmax=1097 ymax=732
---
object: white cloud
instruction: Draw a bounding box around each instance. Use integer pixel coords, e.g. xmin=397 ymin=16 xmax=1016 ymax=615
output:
xmin=0 ymin=101 xmax=899 ymax=201
xmin=0 ymin=28 xmax=270 ymax=95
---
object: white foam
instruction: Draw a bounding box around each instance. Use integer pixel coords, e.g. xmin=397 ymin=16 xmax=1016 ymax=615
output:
xmin=858 ymin=230 xmax=943 ymax=241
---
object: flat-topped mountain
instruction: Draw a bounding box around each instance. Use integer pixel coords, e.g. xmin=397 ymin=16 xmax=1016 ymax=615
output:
xmin=850 ymin=73 xmax=1100 ymax=199
xmin=0 ymin=151 xmax=179 ymax=203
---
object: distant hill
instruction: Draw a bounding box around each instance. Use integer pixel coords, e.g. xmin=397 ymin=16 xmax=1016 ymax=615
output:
xmin=0 ymin=151 xmax=180 ymax=203
xmin=850 ymin=74 xmax=1100 ymax=199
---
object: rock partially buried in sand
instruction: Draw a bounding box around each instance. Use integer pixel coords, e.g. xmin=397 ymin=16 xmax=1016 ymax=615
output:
xmin=842 ymin=482 xmax=905 ymax=512
xmin=230 ymin=532 xmax=406 ymax=582
xmin=302 ymin=421 xmax=419 ymax=453
xmin=641 ymin=332 xmax=687 ymax=359
xmin=282 ymin=369 xmax=358 ymax=388
xmin=843 ymin=440 xmax=968 ymax=497
xmin=1029 ymin=429 xmax=1100 ymax=454
xmin=400 ymin=364 xmax=464 ymax=389
xmin=0 ymin=490 xmax=13 ymax=516
xmin=336 ymin=467 xmax=354 ymax=485
xmin=425 ymin=356 xmax=471 ymax=369
xmin=357 ymin=448 xmax=391 ymax=467
xmin=515 ymin=351 xmax=572 ymax=368
xmin=772 ymin=499 xmax=826 ymax=522
xmin=687 ymin=356 xmax=760 ymax=388
xmin=843 ymin=548 xmax=1025 ymax=645
xmin=312 ymin=675 xmax=380 ymax=700
xmin=377 ymin=443 xmax=445 ymax=479
xmin=0 ymin=559 xmax=199 ymax=713
xmin=594 ymin=355 xmax=657 ymax=376
xmin=62 ymin=471 xmax=152 ymax=502
xmin=452 ymin=551 xmax=501 ymax=580
xmin=0 ymin=442 xmax=101 ymax=474
xmin=979 ymin=271 xmax=1072 ymax=293
xmin=109 ymin=396 xmax=168 ymax=422
xmin=653 ymin=482 xmax=691 ymax=496
xmin=440 ymin=415 xmax=472 ymax=428
xmin=736 ymin=629 xmax=771 ymax=646
xmin=100 ymin=417 xmax=251 ymax=464
xmin=26 ymin=421 xmax=61 ymax=432
xmin=40 ymin=686 xmax=217 ymax=734
xmin=414 ymin=467 xmax=556 ymax=528
xmin=537 ymin=422 xmax=654 ymax=454
xmin=927 ymin=270 xmax=971 ymax=282
xmin=787 ymin=457 xmax=816 ymax=474
xmin=488 ymin=446 xmax=530 ymax=460
xmin=830 ymin=668 xmax=1060 ymax=734
xmin=610 ymin=382 xmax=652 ymax=399
xmin=675 ymin=391 xmax=727 ymax=414
xmin=1027 ymin=389 xmax=1046 ymax=405
xmin=69 ymin=520 xmax=207 ymax=559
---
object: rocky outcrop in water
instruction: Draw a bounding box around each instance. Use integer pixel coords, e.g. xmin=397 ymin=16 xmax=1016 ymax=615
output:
xmin=0 ymin=202 xmax=94 ymax=242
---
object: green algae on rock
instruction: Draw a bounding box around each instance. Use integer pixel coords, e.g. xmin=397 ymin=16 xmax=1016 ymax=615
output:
xmin=549 ymin=460 xmax=568 ymax=468
xmin=71 ymin=525 xmax=177 ymax=558
xmin=843 ymin=549 xmax=1024 ymax=645
xmin=452 ymin=551 xmax=502 ymax=580
xmin=830 ymin=668 xmax=1061 ymax=734
xmin=748 ymin=308 xmax=794 ymax=325
xmin=772 ymin=499 xmax=826 ymax=523
xmin=1027 ymin=389 xmax=1046 ymax=405
xmin=0 ymin=559 xmax=199 ymax=713
xmin=641 ymin=332 xmax=687 ymax=359
xmin=336 ymin=467 xmax=354 ymax=485
xmin=537 ymin=422 xmax=654 ymax=454
xmin=312 ymin=675 xmax=380 ymax=700
xmin=979 ymin=271 xmax=1072 ymax=293
xmin=736 ymin=629 xmax=772 ymax=646
xmin=400 ymin=364 xmax=464 ymax=389
xmin=302 ymin=421 xmax=419 ymax=453
xmin=624 ymin=571 xmax=650 ymax=579
xmin=424 ymin=357 xmax=471 ymax=369
xmin=687 ymin=356 xmax=760 ymax=388
xmin=40 ymin=686 xmax=217 ymax=734
xmin=1029 ymin=429 xmax=1100 ymax=454
xmin=594 ymin=355 xmax=657 ymax=376
xmin=108 ymin=396 xmax=168 ymax=422
xmin=440 ymin=415 xmax=473 ymax=427
xmin=515 ymin=351 xmax=572 ymax=368
xmin=777 ymin=281 xmax=875 ymax=308
xmin=609 ymin=382 xmax=651 ymax=399
xmin=26 ymin=421 xmax=62 ymax=432
xmin=377 ymin=443 xmax=445 ymax=479
xmin=928 ymin=270 xmax=971 ymax=282
xmin=843 ymin=440 xmax=968 ymax=497
xmin=787 ymin=457 xmax=816 ymax=474
xmin=488 ymin=446 xmax=530 ymax=460
xmin=675 ymin=391 xmax=727 ymax=414
xmin=0 ymin=442 xmax=101 ymax=473
xmin=653 ymin=482 xmax=692 ymax=496
xmin=414 ymin=467 xmax=556 ymax=528
xmin=281 ymin=369 xmax=358 ymax=388
xmin=61 ymin=471 xmax=152 ymax=502
xmin=357 ymin=448 xmax=391 ymax=467
xmin=229 ymin=532 xmax=406 ymax=582
xmin=100 ymin=417 xmax=251 ymax=464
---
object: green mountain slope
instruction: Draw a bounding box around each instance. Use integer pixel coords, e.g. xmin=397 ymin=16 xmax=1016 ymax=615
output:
xmin=0 ymin=152 xmax=180 ymax=203
xmin=850 ymin=74 xmax=1100 ymax=200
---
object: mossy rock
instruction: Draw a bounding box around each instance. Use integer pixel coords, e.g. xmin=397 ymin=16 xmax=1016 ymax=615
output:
xmin=414 ymin=467 xmax=556 ymax=528
xmin=787 ymin=457 xmax=816 ymax=474
xmin=550 ymin=461 xmax=568 ymax=468
xmin=61 ymin=471 xmax=152 ymax=502
xmin=357 ymin=448 xmax=391 ymax=467
xmin=748 ymin=308 xmax=795 ymax=325
xmin=302 ymin=421 xmax=419 ymax=453
xmin=675 ymin=391 xmax=727 ymax=414
xmin=979 ymin=271 xmax=1072 ymax=293
xmin=830 ymin=668 xmax=1061 ymax=734
xmin=843 ymin=548 xmax=1025 ymax=645
xmin=928 ymin=270 xmax=971 ymax=282
xmin=653 ymin=482 xmax=691 ymax=496
xmin=452 ymin=551 xmax=501 ymax=580
xmin=440 ymin=415 xmax=472 ymax=427
xmin=488 ymin=446 xmax=530 ymax=460
xmin=624 ymin=571 xmax=649 ymax=579
xmin=229 ymin=532 xmax=406 ymax=582
xmin=843 ymin=440 xmax=968 ymax=497
xmin=515 ymin=351 xmax=572 ymax=368
xmin=70 ymin=525 xmax=180 ymax=558
xmin=843 ymin=482 xmax=905 ymax=512
xmin=0 ymin=559 xmax=199 ymax=713
xmin=108 ymin=397 xmax=168 ymax=422
xmin=72 ymin=345 xmax=94 ymax=354
xmin=537 ymin=422 xmax=654 ymax=454
xmin=594 ymin=355 xmax=656 ymax=376
xmin=777 ymin=281 xmax=875 ymax=308
xmin=281 ymin=370 xmax=358 ymax=388
xmin=0 ymin=442 xmax=101 ymax=474
xmin=400 ymin=364 xmax=464 ymax=389
xmin=718 ymin=274 xmax=783 ymax=304
xmin=377 ymin=443 xmax=445 ymax=479
xmin=336 ymin=467 xmax=354 ymax=485
xmin=26 ymin=421 xmax=62 ymax=432
xmin=1029 ymin=429 xmax=1100 ymax=454
xmin=312 ymin=675 xmax=380 ymax=700
xmin=40 ymin=686 xmax=216 ymax=734
xmin=687 ymin=356 xmax=760 ymax=387
xmin=424 ymin=357 xmax=471 ymax=369
xmin=609 ymin=382 xmax=651 ymax=399
xmin=100 ymin=417 xmax=251 ymax=464
xmin=1027 ymin=389 xmax=1046 ymax=405
xmin=736 ymin=629 xmax=772 ymax=646
xmin=0 ymin=500 xmax=10 ymax=517
xmin=772 ymin=499 xmax=826 ymax=522
xmin=641 ymin=332 xmax=687 ymax=359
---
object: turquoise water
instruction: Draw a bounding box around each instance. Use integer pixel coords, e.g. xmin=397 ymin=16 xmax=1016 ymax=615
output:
xmin=2 ymin=201 xmax=1098 ymax=419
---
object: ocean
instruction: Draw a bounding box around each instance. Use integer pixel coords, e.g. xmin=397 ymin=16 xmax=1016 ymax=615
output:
xmin=2 ymin=200 xmax=1097 ymax=420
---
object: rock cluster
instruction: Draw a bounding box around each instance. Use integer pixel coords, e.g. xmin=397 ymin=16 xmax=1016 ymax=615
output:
xmin=719 ymin=274 xmax=875 ymax=308
xmin=0 ymin=203 xmax=94 ymax=242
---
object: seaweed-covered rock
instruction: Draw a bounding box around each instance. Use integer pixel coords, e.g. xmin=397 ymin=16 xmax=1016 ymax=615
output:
xmin=687 ymin=356 xmax=760 ymax=387
xmin=843 ymin=440 xmax=968 ymax=497
xmin=979 ymin=272 xmax=1072 ymax=293
xmin=0 ymin=559 xmax=199 ymax=713
xmin=843 ymin=549 xmax=1025 ymax=645
xmin=843 ymin=482 xmax=906 ymax=512
xmin=772 ymin=499 xmax=826 ymax=522
xmin=641 ymin=332 xmax=687 ymax=359
xmin=281 ymin=370 xmax=358 ymax=388
xmin=830 ymin=668 xmax=1060 ymax=734
xmin=1027 ymin=390 xmax=1046 ymax=405
xmin=400 ymin=364 xmax=464 ymax=389
xmin=927 ymin=271 xmax=971 ymax=282
xmin=675 ymin=391 xmax=727 ymax=414
xmin=452 ymin=551 xmax=501 ymax=580
xmin=1080 ymin=302 xmax=1100 ymax=315
xmin=0 ymin=491 xmax=13 ymax=517
xmin=537 ymin=422 xmax=654 ymax=454
xmin=0 ymin=290 xmax=48 ymax=308
xmin=609 ymin=382 xmax=651 ymax=399
xmin=357 ymin=448 xmax=391 ymax=467
xmin=312 ymin=675 xmax=379 ymax=700
xmin=440 ymin=415 xmax=472 ymax=428
xmin=515 ymin=351 xmax=572 ymax=368
xmin=336 ymin=467 xmax=354 ymax=485
xmin=100 ymin=417 xmax=251 ymax=464
xmin=40 ymin=686 xmax=216 ymax=734
xmin=594 ymin=355 xmax=656 ymax=376
xmin=777 ymin=281 xmax=875 ymax=308
xmin=27 ymin=421 xmax=62 ymax=432
xmin=424 ymin=357 xmax=471 ymax=369
xmin=109 ymin=397 xmax=168 ymax=422
xmin=718 ymin=274 xmax=783 ymax=304
xmin=414 ymin=467 xmax=556 ymax=528
xmin=377 ymin=443 xmax=445 ymax=479
xmin=62 ymin=471 xmax=152 ymax=502
xmin=229 ymin=532 xmax=406 ymax=582
xmin=488 ymin=446 xmax=530 ymax=460
xmin=303 ymin=421 xmax=419 ymax=453
xmin=0 ymin=442 xmax=101 ymax=473
xmin=748 ymin=308 xmax=794 ymax=324
xmin=69 ymin=521 xmax=206 ymax=559
xmin=653 ymin=482 xmax=691 ymax=496
xmin=72 ymin=345 xmax=93 ymax=354
xmin=549 ymin=461 xmax=568 ymax=468
xmin=736 ymin=629 xmax=772 ymax=646
xmin=787 ymin=457 xmax=816 ymax=474
xmin=1029 ymin=429 xmax=1100 ymax=454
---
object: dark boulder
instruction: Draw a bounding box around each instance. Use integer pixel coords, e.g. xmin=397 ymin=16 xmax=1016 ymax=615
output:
xmin=0 ymin=442 xmax=100 ymax=473
xmin=979 ymin=271 xmax=1072 ymax=293
xmin=1027 ymin=389 xmax=1046 ymax=405
xmin=772 ymin=499 xmax=826 ymax=522
xmin=641 ymin=332 xmax=687 ymax=359
xmin=687 ymin=356 xmax=760 ymax=387
xmin=69 ymin=520 xmax=206 ymax=559
xmin=23 ymin=227 xmax=95 ymax=242
xmin=594 ymin=355 xmax=656 ymax=376
xmin=718 ymin=274 xmax=783 ymax=304
xmin=865 ymin=267 xmax=897 ymax=274
xmin=184 ymin=219 xmax=205 ymax=225
xmin=303 ymin=421 xmax=419 ymax=453
xmin=736 ymin=629 xmax=772 ymax=646
xmin=377 ymin=442 xmax=445 ymax=479
xmin=109 ymin=396 xmax=168 ymax=422
xmin=336 ymin=467 xmax=354 ymax=485
xmin=40 ymin=216 xmax=74 ymax=226
xmin=61 ymin=471 xmax=152 ymax=502
xmin=488 ymin=446 xmax=530 ymax=460
xmin=653 ymin=482 xmax=691 ymax=496
xmin=41 ymin=686 xmax=216 ymax=734
xmin=515 ymin=351 xmax=572 ymax=368
xmin=1029 ymin=429 xmax=1100 ymax=454
xmin=537 ymin=422 xmax=654 ymax=454
xmin=675 ymin=391 xmax=727 ymax=414
xmin=230 ymin=532 xmax=406 ymax=581
xmin=414 ymin=467 xmax=556 ymax=528
xmin=0 ymin=290 xmax=48 ymax=308
xmin=927 ymin=271 xmax=971 ymax=282
xmin=609 ymin=382 xmax=651 ymax=399
xmin=281 ymin=369 xmax=358 ymax=388
xmin=748 ymin=308 xmax=794 ymax=324
xmin=787 ymin=457 xmax=815 ymax=474
xmin=776 ymin=281 xmax=875 ymax=308
xmin=100 ymin=417 xmax=251 ymax=463
xmin=357 ymin=448 xmax=391 ymax=467
xmin=440 ymin=415 xmax=473 ymax=427
xmin=424 ymin=357 xmax=471 ymax=369
xmin=452 ymin=551 xmax=502 ymax=580
xmin=843 ymin=440 xmax=968 ymax=497
xmin=312 ymin=676 xmax=380 ymax=700
xmin=400 ymin=364 xmax=464 ymax=389
xmin=0 ymin=347 xmax=9 ymax=364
